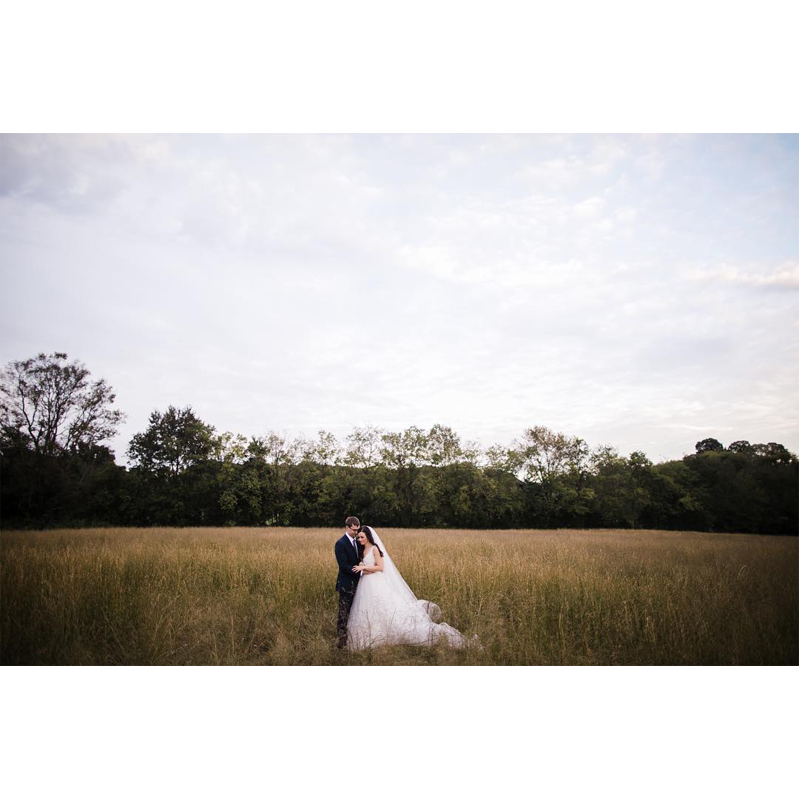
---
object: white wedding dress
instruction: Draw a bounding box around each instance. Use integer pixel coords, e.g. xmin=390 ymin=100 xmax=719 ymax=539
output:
xmin=347 ymin=528 xmax=469 ymax=650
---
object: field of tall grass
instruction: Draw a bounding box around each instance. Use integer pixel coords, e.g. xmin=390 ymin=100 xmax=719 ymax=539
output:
xmin=1 ymin=527 xmax=796 ymax=665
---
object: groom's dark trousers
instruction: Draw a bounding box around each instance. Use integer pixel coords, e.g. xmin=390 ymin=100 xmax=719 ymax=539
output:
xmin=335 ymin=534 xmax=363 ymax=648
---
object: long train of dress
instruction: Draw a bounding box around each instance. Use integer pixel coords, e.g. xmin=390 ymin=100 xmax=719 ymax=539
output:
xmin=347 ymin=545 xmax=468 ymax=650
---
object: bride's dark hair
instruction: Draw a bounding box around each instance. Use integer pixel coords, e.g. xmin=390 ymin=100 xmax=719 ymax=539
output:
xmin=360 ymin=526 xmax=383 ymax=557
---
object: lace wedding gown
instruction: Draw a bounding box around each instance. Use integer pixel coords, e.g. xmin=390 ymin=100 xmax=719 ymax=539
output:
xmin=347 ymin=540 xmax=469 ymax=650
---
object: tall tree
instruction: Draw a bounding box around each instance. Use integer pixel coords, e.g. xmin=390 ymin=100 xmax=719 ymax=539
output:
xmin=727 ymin=440 xmax=754 ymax=454
xmin=695 ymin=438 xmax=724 ymax=454
xmin=295 ymin=430 xmax=341 ymax=465
xmin=515 ymin=426 xmax=590 ymax=483
xmin=751 ymin=442 xmax=797 ymax=465
xmin=344 ymin=425 xmax=384 ymax=468
xmin=127 ymin=405 xmax=215 ymax=477
xmin=380 ymin=427 xmax=435 ymax=525
xmin=426 ymin=423 xmax=463 ymax=466
xmin=0 ymin=352 xmax=126 ymax=524
xmin=589 ymin=446 xmax=650 ymax=528
xmin=513 ymin=426 xmax=591 ymax=523
xmin=0 ymin=352 xmax=125 ymax=456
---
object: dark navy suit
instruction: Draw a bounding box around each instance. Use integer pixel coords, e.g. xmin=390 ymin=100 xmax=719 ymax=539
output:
xmin=335 ymin=533 xmax=363 ymax=647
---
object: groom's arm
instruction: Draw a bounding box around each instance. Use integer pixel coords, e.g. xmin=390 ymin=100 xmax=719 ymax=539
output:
xmin=335 ymin=541 xmax=357 ymax=574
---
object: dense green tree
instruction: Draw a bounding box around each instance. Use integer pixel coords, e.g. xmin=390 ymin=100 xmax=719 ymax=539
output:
xmin=683 ymin=450 xmax=765 ymax=531
xmin=123 ymin=406 xmax=218 ymax=525
xmin=513 ymin=426 xmax=593 ymax=524
xmin=1 ymin=355 xmax=797 ymax=533
xmin=343 ymin=425 xmax=384 ymax=468
xmin=696 ymin=438 xmax=724 ymax=454
xmin=127 ymin=406 xmax=215 ymax=478
xmin=1 ymin=352 xmax=125 ymax=457
xmin=649 ymin=460 xmax=711 ymax=530
xmin=379 ymin=427 xmax=436 ymax=525
xmin=751 ymin=442 xmax=797 ymax=465
xmin=0 ymin=353 xmax=126 ymax=525
xmin=727 ymin=440 xmax=754 ymax=454
xmin=427 ymin=424 xmax=463 ymax=466
xmin=589 ymin=446 xmax=649 ymax=528
xmin=244 ymin=432 xmax=299 ymax=525
xmin=211 ymin=431 xmax=249 ymax=464
xmin=295 ymin=430 xmax=341 ymax=466
xmin=216 ymin=458 xmax=265 ymax=525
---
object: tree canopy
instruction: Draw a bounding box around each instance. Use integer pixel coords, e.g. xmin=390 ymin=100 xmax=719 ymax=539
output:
xmin=1 ymin=353 xmax=797 ymax=534
xmin=0 ymin=352 xmax=124 ymax=456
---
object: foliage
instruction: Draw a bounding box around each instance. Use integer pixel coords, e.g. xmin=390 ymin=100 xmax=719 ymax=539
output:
xmin=0 ymin=353 xmax=126 ymax=525
xmin=127 ymin=405 xmax=215 ymax=477
xmin=1 ymin=353 xmax=797 ymax=534
xmin=0 ymin=352 xmax=125 ymax=457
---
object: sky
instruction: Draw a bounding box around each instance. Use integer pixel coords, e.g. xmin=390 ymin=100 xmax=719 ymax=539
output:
xmin=0 ymin=133 xmax=797 ymax=464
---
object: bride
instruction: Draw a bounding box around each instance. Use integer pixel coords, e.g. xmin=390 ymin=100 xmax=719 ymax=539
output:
xmin=347 ymin=525 xmax=470 ymax=650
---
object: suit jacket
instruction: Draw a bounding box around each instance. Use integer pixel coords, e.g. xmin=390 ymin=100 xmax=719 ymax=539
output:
xmin=335 ymin=533 xmax=364 ymax=593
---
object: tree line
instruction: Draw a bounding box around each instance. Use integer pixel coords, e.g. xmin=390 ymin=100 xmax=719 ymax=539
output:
xmin=1 ymin=353 xmax=797 ymax=534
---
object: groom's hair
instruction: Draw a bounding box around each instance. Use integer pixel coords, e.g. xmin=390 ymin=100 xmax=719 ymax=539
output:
xmin=345 ymin=516 xmax=360 ymax=528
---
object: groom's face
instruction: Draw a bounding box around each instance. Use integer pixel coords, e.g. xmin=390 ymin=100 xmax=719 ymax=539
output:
xmin=348 ymin=523 xmax=359 ymax=536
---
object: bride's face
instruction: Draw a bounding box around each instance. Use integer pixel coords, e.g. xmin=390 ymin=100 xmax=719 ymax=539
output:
xmin=356 ymin=531 xmax=368 ymax=546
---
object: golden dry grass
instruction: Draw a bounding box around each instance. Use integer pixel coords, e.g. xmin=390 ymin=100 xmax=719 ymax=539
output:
xmin=1 ymin=527 xmax=796 ymax=665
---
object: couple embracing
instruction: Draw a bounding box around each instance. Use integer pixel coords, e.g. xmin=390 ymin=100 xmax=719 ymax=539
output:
xmin=334 ymin=516 xmax=470 ymax=650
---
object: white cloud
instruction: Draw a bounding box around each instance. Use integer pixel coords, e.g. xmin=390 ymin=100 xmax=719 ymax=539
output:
xmin=573 ymin=196 xmax=604 ymax=218
xmin=1 ymin=133 xmax=797 ymax=463
xmin=592 ymin=218 xmax=614 ymax=233
xmin=615 ymin=207 xmax=638 ymax=224
xmin=684 ymin=261 xmax=798 ymax=289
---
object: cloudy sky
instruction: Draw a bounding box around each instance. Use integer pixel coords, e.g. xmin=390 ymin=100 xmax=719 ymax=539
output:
xmin=0 ymin=133 xmax=797 ymax=463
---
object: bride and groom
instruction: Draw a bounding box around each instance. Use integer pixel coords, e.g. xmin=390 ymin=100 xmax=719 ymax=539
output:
xmin=335 ymin=516 xmax=469 ymax=650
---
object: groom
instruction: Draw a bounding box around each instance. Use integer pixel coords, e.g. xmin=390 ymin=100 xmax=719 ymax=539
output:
xmin=334 ymin=515 xmax=364 ymax=648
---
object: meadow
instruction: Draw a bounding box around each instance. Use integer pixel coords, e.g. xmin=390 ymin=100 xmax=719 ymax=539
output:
xmin=0 ymin=527 xmax=796 ymax=666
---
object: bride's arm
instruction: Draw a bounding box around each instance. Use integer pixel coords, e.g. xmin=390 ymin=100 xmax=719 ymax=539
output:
xmin=355 ymin=546 xmax=384 ymax=573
